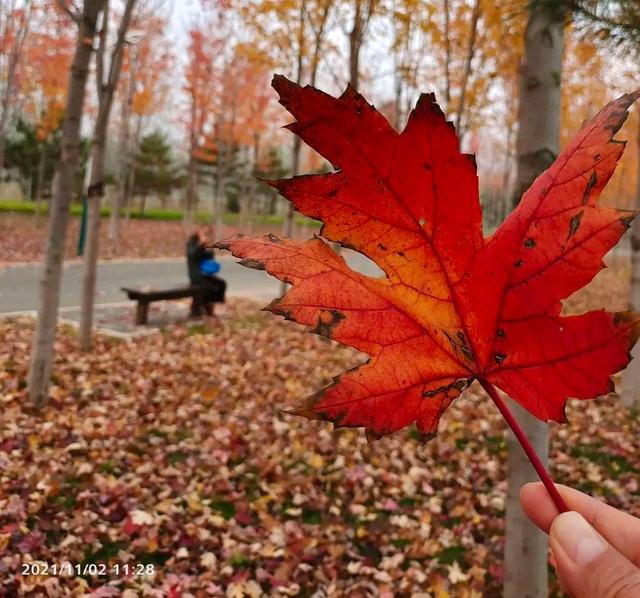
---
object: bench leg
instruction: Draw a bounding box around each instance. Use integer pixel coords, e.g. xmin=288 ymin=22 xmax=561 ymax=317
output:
xmin=135 ymin=301 xmax=149 ymax=325
xmin=191 ymin=295 xmax=205 ymax=318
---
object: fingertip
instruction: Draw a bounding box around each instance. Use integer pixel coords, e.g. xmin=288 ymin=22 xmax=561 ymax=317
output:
xmin=520 ymin=482 xmax=563 ymax=533
xmin=520 ymin=481 xmax=542 ymax=502
xmin=520 ymin=482 xmax=541 ymax=514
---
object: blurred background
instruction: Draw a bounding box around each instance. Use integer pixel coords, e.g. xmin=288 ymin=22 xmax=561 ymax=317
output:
xmin=0 ymin=0 xmax=638 ymax=250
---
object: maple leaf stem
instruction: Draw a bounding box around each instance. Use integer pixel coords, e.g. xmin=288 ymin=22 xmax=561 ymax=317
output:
xmin=479 ymin=378 xmax=569 ymax=514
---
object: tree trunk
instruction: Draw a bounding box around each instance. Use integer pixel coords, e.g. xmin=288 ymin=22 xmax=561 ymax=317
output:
xmin=512 ymin=9 xmax=563 ymax=210
xmin=211 ymin=100 xmax=226 ymax=236
xmin=391 ymin=0 xmax=403 ymax=131
xmin=443 ymin=0 xmax=451 ymax=111
xmin=281 ymin=0 xmax=307 ymax=254
xmin=339 ymin=0 xmax=376 ymax=256
xmin=109 ymin=45 xmax=138 ymax=251
xmin=28 ymin=0 xmax=105 ymax=408
xmin=125 ymin=113 xmax=141 ymax=223
xmin=454 ymin=0 xmax=480 ymax=139
xmin=239 ymin=145 xmax=251 ymax=233
xmin=185 ymin=155 xmax=197 ymax=229
xmin=79 ymin=155 xmax=104 ymax=351
xmin=393 ymin=76 xmax=403 ymax=131
xmin=212 ymin=134 xmax=223 ymax=233
xmin=349 ymin=0 xmax=362 ymax=90
xmin=282 ymin=136 xmax=302 ymax=237
xmin=505 ymin=2 xmax=564 ymax=596
xmin=0 ymin=0 xmax=32 ymax=169
xmin=216 ymin=72 xmax=240 ymax=236
xmin=347 ymin=0 xmax=375 ymax=91
xmin=79 ymin=0 xmax=136 ymax=351
xmin=500 ymin=122 xmax=515 ymax=226
xmin=35 ymin=146 xmax=47 ymax=227
xmin=622 ymin=109 xmax=640 ymax=408
xmin=248 ymin=132 xmax=261 ymax=236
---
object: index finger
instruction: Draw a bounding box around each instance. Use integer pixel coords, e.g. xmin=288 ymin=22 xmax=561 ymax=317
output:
xmin=521 ymin=482 xmax=640 ymax=567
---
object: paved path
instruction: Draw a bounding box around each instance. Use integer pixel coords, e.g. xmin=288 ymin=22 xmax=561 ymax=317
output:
xmin=0 ymin=252 xmax=382 ymax=314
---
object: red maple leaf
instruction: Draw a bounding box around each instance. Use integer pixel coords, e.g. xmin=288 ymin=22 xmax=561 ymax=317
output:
xmin=217 ymin=77 xmax=639 ymax=469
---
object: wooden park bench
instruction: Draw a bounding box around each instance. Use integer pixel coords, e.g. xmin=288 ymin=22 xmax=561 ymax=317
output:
xmin=121 ymin=286 xmax=221 ymax=325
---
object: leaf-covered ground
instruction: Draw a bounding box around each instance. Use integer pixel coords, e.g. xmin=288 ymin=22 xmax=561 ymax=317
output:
xmin=1 ymin=267 xmax=639 ymax=597
xmin=0 ymin=214 xmax=313 ymax=263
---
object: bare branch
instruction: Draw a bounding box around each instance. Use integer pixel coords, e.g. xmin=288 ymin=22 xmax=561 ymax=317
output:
xmin=95 ymin=0 xmax=108 ymax=98
xmin=106 ymin=0 xmax=137 ymax=88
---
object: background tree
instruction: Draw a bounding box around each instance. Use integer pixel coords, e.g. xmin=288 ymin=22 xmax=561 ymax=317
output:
xmin=387 ymin=0 xmax=434 ymax=129
xmin=387 ymin=0 xmax=525 ymax=145
xmin=28 ymin=0 xmax=106 ymax=407
xmin=566 ymin=0 xmax=640 ymax=407
xmin=108 ymin=40 xmax=139 ymax=247
xmin=132 ymin=130 xmax=182 ymax=211
xmin=4 ymin=117 xmax=61 ymax=200
xmin=19 ymin=1 xmax=74 ymax=219
xmin=444 ymin=0 xmax=524 ymax=142
xmin=79 ymin=0 xmax=137 ymax=351
xmin=0 ymin=0 xmax=34 ymax=169
xmin=627 ymin=104 xmax=640 ymax=406
xmin=184 ymin=21 xmax=223 ymax=227
xmin=345 ymin=0 xmax=379 ymax=90
xmin=119 ymin=13 xmax=172 ymax=227
xmin=505 ymin=0 xmax=564 ymax=595
xmin=240 ymin=0 xmax=337 ymax=242
xmin=108 ymin=11 xmax=171 ymax=247
xmin=183 ymin=1 xmax=232 ymax=233
xmin=225 ymin=45 xmax=273 ymax=233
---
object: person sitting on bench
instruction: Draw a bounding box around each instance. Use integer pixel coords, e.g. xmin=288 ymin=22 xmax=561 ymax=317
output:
xmin=186 ymin=226 xmax=226 ymax=315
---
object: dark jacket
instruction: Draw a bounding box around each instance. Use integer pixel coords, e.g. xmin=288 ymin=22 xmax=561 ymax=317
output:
xmin=186 ymin=234 xmax=215 ymax=285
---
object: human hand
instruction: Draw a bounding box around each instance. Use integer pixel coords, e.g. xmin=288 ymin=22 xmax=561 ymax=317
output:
xmin=521 ymin=482 xmax=640 ymax=598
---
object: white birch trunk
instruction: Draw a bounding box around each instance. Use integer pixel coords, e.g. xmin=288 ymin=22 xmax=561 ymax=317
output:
xmin=505 ymin=2 xmax=564 ymax=596
xmin=621 ymin=111 xmax=640 ymax=408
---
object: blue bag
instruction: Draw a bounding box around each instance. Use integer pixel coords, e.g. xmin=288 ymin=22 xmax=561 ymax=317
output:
xmin=200 ymin=259 xmax=221 ymax=275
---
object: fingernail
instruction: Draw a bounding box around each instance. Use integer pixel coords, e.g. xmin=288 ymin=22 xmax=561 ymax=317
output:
xmin=550 ymin=511 xmax=607 ymax=566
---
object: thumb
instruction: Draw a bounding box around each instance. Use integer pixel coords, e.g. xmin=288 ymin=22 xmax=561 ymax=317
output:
xmin=549 ymin=511 xmax=640 ymax=598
